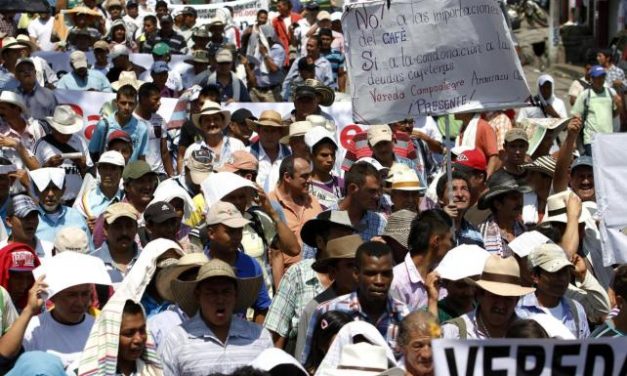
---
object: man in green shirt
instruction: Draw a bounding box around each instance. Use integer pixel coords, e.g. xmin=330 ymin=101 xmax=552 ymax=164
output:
xmin=571 ymin=65 xmax=622 ymax=156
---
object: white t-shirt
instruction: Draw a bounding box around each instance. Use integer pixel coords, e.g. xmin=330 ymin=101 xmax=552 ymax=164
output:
xmin=23 ymin=310 xmax=95 ymax=368
xmin=32 ymin=135 xmax=93 ymax=202
xmin=28 ymin=17 xmax=55 ymax=52
xmin=134 ymin=112 xmax=167 ymax=174
xmin=413 ymin=115 xmax=443 ymax=143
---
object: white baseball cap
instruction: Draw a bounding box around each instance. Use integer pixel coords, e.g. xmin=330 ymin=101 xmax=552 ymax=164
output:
xmin=97 ymin=150 xmax=125 ymax=167
xmin=304 ymin=126 xmax=337 ymax=150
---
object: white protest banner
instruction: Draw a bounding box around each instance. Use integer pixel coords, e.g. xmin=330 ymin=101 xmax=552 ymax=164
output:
xmin=432 ymin=338 xmax=627 ymax=376
xmin=592 ymin=133 xmax=627 ymax=266
xmin=342 ymin=0 xmax=532 ymax=124
xmin=170 ymin=0 xmax=268 ymax=30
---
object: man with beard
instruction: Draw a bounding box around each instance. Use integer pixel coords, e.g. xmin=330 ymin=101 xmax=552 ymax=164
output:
xmin=93 ymin=202 xmax=140 ymax=283
xmin=477 ymin=174 xmax=531 ymax=256
xmin=436 ymin=171 xmax=484 ymax=247
xmin=89 ymin=85 xmax=148 ymax=163
xmin=442 ymin=255 xmax=535 ymax=339
xmin=302 ymin=242 xmax=409 ymax=361
xmin=516 ymin=244 xmax=590 ymax=339
xmin=30 ymin=168 xmax=92 ymax=251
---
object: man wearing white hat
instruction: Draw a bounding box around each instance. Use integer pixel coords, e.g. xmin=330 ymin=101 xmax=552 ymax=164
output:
xmin=0 ymin=37 xmax=24 ymax=91
xmin=281 ymin=120 xmax=313 ymax=158
xmin=386 ymin=164 xmax=424 ymax=213
xmin=0 ymin=90 xmax=43 ymax=172
xmin=56 ymin=50 xmax=113 ymax=92
xmin=33 ymin=105 xmax=93 ymax=203
xmin=305 ymin=126 xmax=342 ymax=210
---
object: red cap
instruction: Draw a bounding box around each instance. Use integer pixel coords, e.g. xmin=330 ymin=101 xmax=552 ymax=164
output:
xmin=9 ymin=250 xmax=36 ymax=271
xmin=107 ymin=129 xmax=132 ymax=144
xmin=453 ymin=149 xmax=487 ymax=172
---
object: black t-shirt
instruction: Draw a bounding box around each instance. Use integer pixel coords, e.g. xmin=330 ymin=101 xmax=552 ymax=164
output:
xmin=178 ymin=120 xmax=202 ymax=148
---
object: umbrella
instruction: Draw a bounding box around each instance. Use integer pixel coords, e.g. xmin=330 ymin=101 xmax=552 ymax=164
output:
xmin=0 ymin=0 xmax=50 ymax=13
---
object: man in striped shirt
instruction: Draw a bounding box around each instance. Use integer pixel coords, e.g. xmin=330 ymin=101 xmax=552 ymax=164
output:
xmin=318 ymin=28 xmax=346 ymax=92
xmin=592 ymin=264 xmax=626 ymax=338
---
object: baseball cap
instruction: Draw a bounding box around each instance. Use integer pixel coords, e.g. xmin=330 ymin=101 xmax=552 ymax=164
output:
xmin=54 ymin=227 xmax=90 ymax=254
xmin=159 ymin=14 xmax=173 ymax=24
xmin=7 ymin=194 xmax=38 ymax=218
xmin=589 ymin=65 xmax=606 ymax=78
xmin=152 ymin=42 xmax=171 ymax=56
xmin=182 ymin=6 xmax=197 ymax=16
xmin=9 ymin=249 xmax=37 ymax=271
xmin=97 ymin=150 xmax=125 ymax=167
xmin=70 ymin=50 xmax=88 ymax=69
xmin=317 ymin=10 xmax=331 ymax=21
xmin=504 ymin=128 xmax=529 ymax=143
xmin=144 ymin=201 xmax=178 ymax=223
xmin=93 ymin=40 xmax=109 ymax=51
xmin=215 ymin=49 xmax=233 ymax=63
xmin=185 ymin=149 xmax=214 ymax=184
xmin=110 ymin=44 xmax=129 ymax=60
xmin=528 ymin=243 xmax=574 ymax=273
xmin=126 ymin=0 xmax=138 ymax=7
xmin=151 ymin=61 xmax=169 ymax=74
xmin=123 ymin=160 xmax=155 ymax=180
xmin=231 ymin=108 xmax=256 ymax=124
xmin=453 ymin=149 xmax=487 ymax=172
xmin=206 ymin=201 xmax=251 ymax=228
xmin=304 ymin=126 xmax=337 ymax=150
xmin=106 ymin=0 xmax=123 ymax=8
xmin=219 ymin=150 xmax=258 ymax=173
xmin=571 ymin=155 xmax=593 ymax=171
xmin=107 ymin=129 xmax=132 ymax=144
xmin=356 ymin=156 xmax=387 ymax=172
xmin=103 ymin=202 xmax=140 ymax=224
xmin=367 ymin=124 xmax=393 ymax=146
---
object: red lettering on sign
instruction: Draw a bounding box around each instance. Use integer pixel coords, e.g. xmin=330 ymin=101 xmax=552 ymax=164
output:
xmin=340 ymin=124 xmax=363 ymax=149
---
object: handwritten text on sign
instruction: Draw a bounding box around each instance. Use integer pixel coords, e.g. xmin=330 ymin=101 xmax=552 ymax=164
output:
xmin=342 ymin=0 xmax=531 ymax=124
xmin=170 ymin=0 xmax=268 ymax=31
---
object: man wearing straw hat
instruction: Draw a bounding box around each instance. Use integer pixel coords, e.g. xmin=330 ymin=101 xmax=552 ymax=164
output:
xmin=160 ymin=259 xmax=272 ymax=375
xmin=247 ymin=110 xmax=291 ymax=192
xmin=442 ymin=255 xmax=535 ymax=339
xmin=386 ymin=164 xmax=425 ymax=213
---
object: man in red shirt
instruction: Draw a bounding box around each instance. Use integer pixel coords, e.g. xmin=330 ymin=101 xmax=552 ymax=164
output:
xmin=454 ymin=112 xmax=499 ymax=177
xmin=272 ymin=0 xmax=302 ymax=67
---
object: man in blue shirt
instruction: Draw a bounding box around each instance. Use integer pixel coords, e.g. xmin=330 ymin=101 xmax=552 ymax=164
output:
xmin=56 ymin=51 xmax=112 ymax=92
xmin=204 ymin=201 xmax=271 ymax=323
xmin=250 ymin=24 xmax=286 ymax=102
xmin=318 ymin=28 xmax=345 ymax=91
xmin=89 ymin=84 xmax=149 ymax=162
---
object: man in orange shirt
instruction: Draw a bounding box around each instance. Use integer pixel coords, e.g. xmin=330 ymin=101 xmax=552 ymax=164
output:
xmin=454 ymin=112 xmax=499 ymax=177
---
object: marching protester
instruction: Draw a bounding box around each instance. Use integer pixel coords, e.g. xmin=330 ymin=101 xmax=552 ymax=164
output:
xmin=0 ymin=3 xmax=625 ymax=375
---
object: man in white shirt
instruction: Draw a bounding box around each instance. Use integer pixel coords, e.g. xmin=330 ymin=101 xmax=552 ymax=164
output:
xmin=27 ymin=11 xmax=55 ymax=52
xmin=516 ymin=74 xmax=568 ymax=122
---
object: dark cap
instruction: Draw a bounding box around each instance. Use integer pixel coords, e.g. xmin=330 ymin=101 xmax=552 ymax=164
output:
xmin=182 ymin=6 xmax=197 ymax=16
xmin=318 ymin=28 xmax=333 ymax=38
xmin=126 ymin=0 xmax=138 ymax=7
xmin=571 ymin=155 xmax=593 ymax=171
xmin=231 ymin=108 xmax=256 ymax=124
xmin=159 ymin=14 xmax=173 ymax=24
xmin=294 ymin=85 xmax=317 ymax=99
xmin=297 ymin=58 xmax=315 ymax=71
xmin=107 ymin=129 xmax=132 ymax=145
xmin=155 ymin=0 xmax=168 ymax=7
xmin=145 ymin=201 xmax=178 ymax=223
xmin=123 ymin=160 xmax=156 ymax=180
xmin=305 ymin=1 xmax=320 ymax=10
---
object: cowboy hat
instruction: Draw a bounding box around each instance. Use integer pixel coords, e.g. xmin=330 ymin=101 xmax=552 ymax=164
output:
xmin=386 ymin=164 xmax=425 ymax=192
xmin=46 ymin=105 xmax=84 ymax=135
xmin=304 ymin=78 xmax=335 ymax=107
xmin=521 ymin=155 xmax=557 ymax=177
xmin=192 ymin=101 xmax=231 ymax=128
xmin=541 ymin=191 xmax=591 ymax=224
xmin=477 ymin=173 xmax=532 ymax=210
xmin=111 ymin=71 xmax=144 ymax=91
xmin=312 ymin=234 xmax=363 ymax=273
xmin=280 ymin=120 xmax=314 ymax=144
xmin=0 ymin=37 xmax=25 ymax=54
xmin=0 ymin=91 xmax=28 ymax=114
xmin=381 ymin=209 xmax=416 ymax=251
xmin=156 ymin=252 xmax=209 ymax=302
xmin=473 ymin=255 xmax=535 ymax=297
xmin=184 ymin=50 xmax=210 ymax=65
xmin=246 ymin=109 xmax=286 ymax=132
xmin=301 ymin=210 xmax=356 ymax=248
xmin=170 ymin=258 xmax=262 ymax=316
xmin=320 ymin=343 xmax=404 ymax=376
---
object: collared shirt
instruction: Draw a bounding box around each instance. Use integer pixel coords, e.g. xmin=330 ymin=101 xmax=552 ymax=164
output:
xmin=56 ymin=69 xmax=112 ymax=92
xmin=76 ymin=182 xmax=124 ymax=220
xmin=17 ymin=84 xmax=57 ymax=120
xmin=92 ymin=241 xmax=140 ymax=284
xmin=478 ymin=214 xmax=525 ymax=257
xmin=160 ymin=314 xmax=273 ymax=376
xmin=441 ymin=308 xmax=490 ymax=339
xmin=302 ymin=291 xmax=409 ymax=362
xmin=0 ymin=66 xmax=18 ymax=91
xmin=295 ymin=285 xmax=338 ymax=361
xmin=186 ymin=136 xmax=246 ymax=169
xmin=591 ymin=319 xmax=625 ymax=338
xmin=604 ymin=64 xmax=627 ymax=90
xmin=248 ymin=141 xmax=291 ymax=193
xmin=282 ymin=55 xmax=335 ymax=97
xmin=147 ymin=304 xmax=189 ymax=348
xmin=456 ymin=218 xmax=485 ymax=247
xmin=0 ymin=117 xmax=43 ymax=170
xmin=516 ymin=293 xmax=590 ymax=339
xmin=390 ymin=253 xmax=447 ymax=311
xmin=264 ymin=259 xmax=324 ymax=345
xmin=88 ymin=112 xmax=149 ymax=161
xmin=36 ymin=205 xmax=93 ymax=251
xmin=254 ymin=43 xmax=286 ymax=87
xmin=326 ymin=202 xmax=388 ymax=242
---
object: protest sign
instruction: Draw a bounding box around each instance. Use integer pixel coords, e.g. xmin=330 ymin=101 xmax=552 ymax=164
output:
xmin=342 ymin=0 xmax=531 ymax=124
xmin=170 ymin=0 xmax=268 ymax=30
xmin=592 ymin=133 xmax=627 ymax=266
xmin=432 ymin=338 xmax=627 ymax=376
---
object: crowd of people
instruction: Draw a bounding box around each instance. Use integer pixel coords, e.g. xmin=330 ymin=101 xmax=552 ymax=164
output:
xmin=0 ymin=0 xmax=625 ymax=375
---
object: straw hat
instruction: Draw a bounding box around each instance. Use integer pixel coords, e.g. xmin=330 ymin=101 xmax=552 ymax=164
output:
xmin=473 ymin=255 xmax=535 ymax=297
xmin=477 ymin=173 xmax=532 ymax=210
xmin=304 ymin=78 xmax=335 ymax=107
xmin=15 ymin=34 xmax=38 ymax=51
xmin=111 ymin=71 xmax=145 ymax=91
xmin=312 ymin=234 xmax=363 ymax=273
xmin=46 ymin=105 xmax=84 ymax=135
xmin=192 ymin=101 xmax=231 ymax=128
xmin=171 ymin=258 xmax=262 ymax=316
xmin=0 ymin=91 xmax=28 ymax=114
xmin=381 ymin=209 xmax=416 ymax=250
xmin=280 ymin=120 xmax=313 ymax=144
xmin=387 ymin=165 xmax=424 ymax=192
xmin=541 ymin=191 xmax=591 ymax=224
xmin=156 ymin=252 xmax=209 ymax=302
xmin=0 ymin=37 xmax=26 ymax=54
xmin=521 ymin=155 xmax=557 ymax=177
xmin=246 ymin=109 xmax=285 ymax=132
xmin=301 ymin=210 xmax=356 ymax=248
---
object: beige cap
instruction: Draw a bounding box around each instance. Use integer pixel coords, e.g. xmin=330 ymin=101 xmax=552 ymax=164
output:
xmin=317 ymin=10 xmax=331 ymax=21
xmin=54 ymin=227 xmax=90 ymax=254
xmin=528 ymin=243 xmax=574 ymax=273
xmin=218 ymin=150 xmax=258 ymax=173
xmin=505 ymin=128 xmax=529 ymax=143
xmin=103 ymin=202 xmax=140 ymax=224
xmin=93 ymin=40 xmax=110 ymax=51
xmin=280 ymin=120 xmax=314 ymax=144
xmin=70 ymin=50 xmax=88 ymax=69
xmin=367 ymin=124 xmax=393 ymax=146
xmin=206 ymin=201 xmax=251 ymax=228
